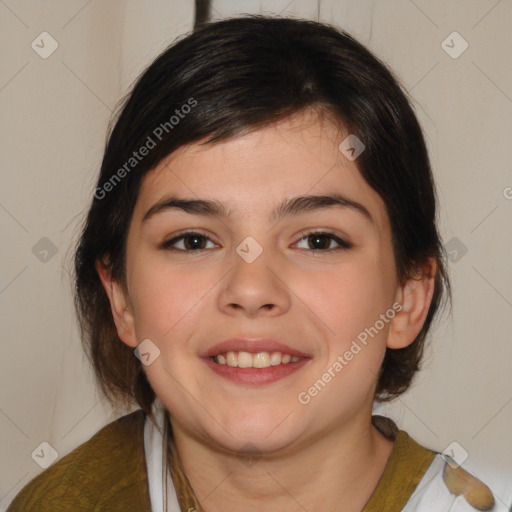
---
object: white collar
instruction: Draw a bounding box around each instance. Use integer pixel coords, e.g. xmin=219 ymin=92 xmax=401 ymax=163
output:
xmin=143 ymin=400 xmax=181 ymax=512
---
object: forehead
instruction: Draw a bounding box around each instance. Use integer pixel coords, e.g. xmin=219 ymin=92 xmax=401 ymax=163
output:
xmin=132 ymin=111 xmax=389 ymax=233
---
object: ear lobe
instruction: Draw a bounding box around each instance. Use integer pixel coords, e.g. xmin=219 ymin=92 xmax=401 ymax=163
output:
xmin=387 ymin=259 xmax=437 ymax=350
xmin=95 ymin=259 xmax=138 ymax=348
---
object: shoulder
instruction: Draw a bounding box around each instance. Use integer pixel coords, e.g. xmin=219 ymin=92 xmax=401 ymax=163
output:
xmin=6 ymin=409 xmax=151 ymax=512
xmin=370 ymin=417 xmax=509 ymax=512
xmin=402 ymin=447 xmax=509 ymax=512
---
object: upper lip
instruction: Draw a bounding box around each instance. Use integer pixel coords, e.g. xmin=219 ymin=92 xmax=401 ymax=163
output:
xmin=202 ymin=338 xmax=312 ymax=358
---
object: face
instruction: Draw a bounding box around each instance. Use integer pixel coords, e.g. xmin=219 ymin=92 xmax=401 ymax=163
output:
xmin=104 ymin=110 xmax=425 ymax=456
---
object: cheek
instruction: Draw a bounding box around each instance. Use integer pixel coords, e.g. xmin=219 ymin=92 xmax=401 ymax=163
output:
xmin=292 ymin=256 xmax=393 ymax=342
xmin=128 ymin=257 xmax=211 ymax=343
xmin=290 ymin=260 xmax=393 ymax=416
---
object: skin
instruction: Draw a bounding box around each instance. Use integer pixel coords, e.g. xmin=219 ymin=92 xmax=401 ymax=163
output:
xmin=98 ymin=109 xmax=436 ymax=512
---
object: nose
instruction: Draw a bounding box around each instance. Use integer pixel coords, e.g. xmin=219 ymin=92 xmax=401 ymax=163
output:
xmin=218 ymin=243 xmax=291 ymax=318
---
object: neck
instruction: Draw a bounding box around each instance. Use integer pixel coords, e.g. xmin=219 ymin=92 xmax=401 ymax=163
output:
xmin=168 ymin=413 xmax=394 ymax=512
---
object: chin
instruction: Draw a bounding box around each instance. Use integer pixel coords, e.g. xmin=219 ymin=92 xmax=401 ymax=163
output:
xmin=205 ymin=415 xmax=301 ymax=456
xmin=218 ymin=432 xmax=297 ymax=459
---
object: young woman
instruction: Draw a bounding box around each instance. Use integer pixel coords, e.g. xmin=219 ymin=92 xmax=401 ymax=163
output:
xmin=8 ymin=15 xmax=506 ymax=512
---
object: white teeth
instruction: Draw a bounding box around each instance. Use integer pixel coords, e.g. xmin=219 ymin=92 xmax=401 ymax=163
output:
xmin=253 ymin=352 xmax=270 ymax=368
xmin=213 ymin=351 xmax=302 ymax=368
xmin=226 ymin=351 xmax=237 ymax=367
xmin=237 ymin=351 xmax=253 ymax=368
xmin=270 ymin=352 xmax=282 ymax=366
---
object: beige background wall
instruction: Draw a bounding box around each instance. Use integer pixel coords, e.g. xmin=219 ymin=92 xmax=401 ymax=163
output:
xmin=1 ymin=0 xmax=511 ymax=509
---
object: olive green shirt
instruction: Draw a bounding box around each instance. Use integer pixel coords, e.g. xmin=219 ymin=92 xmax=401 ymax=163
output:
xmin=4 ymin=410 xmax=470 ymax=512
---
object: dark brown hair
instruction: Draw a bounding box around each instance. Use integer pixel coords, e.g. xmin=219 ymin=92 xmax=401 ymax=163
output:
xmin=74 ymin=15 xmax=451 ymax=421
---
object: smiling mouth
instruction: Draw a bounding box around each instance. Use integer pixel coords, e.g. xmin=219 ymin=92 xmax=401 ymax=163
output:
xmin=210 ymin=350 xmax=303 ymax=368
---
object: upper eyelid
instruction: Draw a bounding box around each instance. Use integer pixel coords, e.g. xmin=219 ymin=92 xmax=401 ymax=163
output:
xmin=163 ymin=230 xmax=218 ymax=248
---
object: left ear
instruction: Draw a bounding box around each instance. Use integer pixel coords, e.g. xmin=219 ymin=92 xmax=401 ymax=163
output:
xmin=387 ymin=258 xmax=437 ymax=349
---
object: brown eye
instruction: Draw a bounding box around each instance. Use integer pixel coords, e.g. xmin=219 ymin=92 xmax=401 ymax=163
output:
xmin=160 ymin=231 xmax=217 ymax=251
xmin=295 ymin=232 xmax=351 ymax=251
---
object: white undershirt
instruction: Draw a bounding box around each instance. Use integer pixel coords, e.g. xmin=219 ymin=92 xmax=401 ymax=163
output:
xmin=143 ymin=400 xmax=181 ymax=512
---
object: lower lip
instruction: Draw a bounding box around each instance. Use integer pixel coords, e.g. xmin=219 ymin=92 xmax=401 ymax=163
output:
xmin=202 ymin=357 xmax=310 ymax=385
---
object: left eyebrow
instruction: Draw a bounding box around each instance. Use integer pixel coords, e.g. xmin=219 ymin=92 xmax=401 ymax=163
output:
xmin=142 ymin=193 xmax=373 ymax=225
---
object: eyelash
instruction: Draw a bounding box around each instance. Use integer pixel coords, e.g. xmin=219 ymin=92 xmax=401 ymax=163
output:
xmin=159 ymin=230 xmax=352 ymax=253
